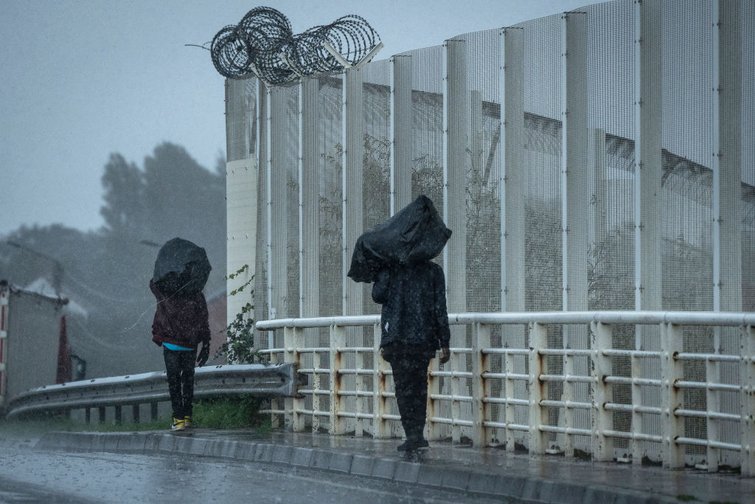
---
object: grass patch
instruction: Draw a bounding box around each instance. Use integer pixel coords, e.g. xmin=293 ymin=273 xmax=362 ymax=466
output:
xmin=0 ymin=396 xmax=270 ymax=434
xmin=193 ymin=396 xmax=269 ymax=430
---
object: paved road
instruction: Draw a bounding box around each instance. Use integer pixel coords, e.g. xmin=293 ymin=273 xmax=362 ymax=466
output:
xmin=0 ymin=445 xmax=506 ymax=504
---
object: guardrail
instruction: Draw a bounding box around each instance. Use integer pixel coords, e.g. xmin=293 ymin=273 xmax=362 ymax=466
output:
xmin=256 ymin=311 xmax=755 ymax=476
xmin=5 ymin=363 xmax=297 ymax=422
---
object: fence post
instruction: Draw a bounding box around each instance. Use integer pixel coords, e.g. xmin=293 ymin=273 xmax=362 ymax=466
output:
xmin=591 ymin=321 xmax=614 ymax=461
xmin=741 ymin=325 xmax=755 ymax=477
xmin=661 ymin=322 xmax=684 ymax=469
xmin=284 ymin=326 xmax=305 ymax=432
xmin=528 ymin=322 xmax=547 ymax=454
xmin=372 ymin=322 xmax=389 ymax=438
xmin=472 ymin=322 xmax=491 ymax=446
xmin=329 ymin=324 xmax=346 ymax=435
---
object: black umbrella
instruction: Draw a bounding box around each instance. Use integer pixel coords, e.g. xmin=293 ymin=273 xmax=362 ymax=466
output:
xmin=347 ymin=195 xmax=452 ymax=283
xmin=152 ymin=237 xmax=212 ymax=296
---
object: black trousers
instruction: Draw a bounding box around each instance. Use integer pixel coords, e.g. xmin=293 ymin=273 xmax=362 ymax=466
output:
xmin=384 ymin=347 xmax=433 ymax=442
xmin=163 ymin=348 xmax=197 ymax=419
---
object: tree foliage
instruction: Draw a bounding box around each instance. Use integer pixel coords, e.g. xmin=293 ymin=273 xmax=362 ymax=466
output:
xmin=0 ymin=142 xmax=226 ymax=378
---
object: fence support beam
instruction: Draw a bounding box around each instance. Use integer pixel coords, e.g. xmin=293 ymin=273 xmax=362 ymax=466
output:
xmin=561 ymin=11 xmax=589 ymax=458
xmin=390 ymin=55 xmax=412 ymax=215
xmin=342 ymin=68 xmax=364 ymax=317
xmin=267 ymin=87 xmax=290 ymax=321
xmin=443 ymin=38 xmax=467 ymax=319
xmin=299 ymin=77 xmax=320 ymax=319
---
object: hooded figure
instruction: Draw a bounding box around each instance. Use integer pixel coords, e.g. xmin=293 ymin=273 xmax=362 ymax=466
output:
xmin=354 ymin=196 xmax=452 ymax=453
xmin=150 ymin=238 xmax=211 ymax=432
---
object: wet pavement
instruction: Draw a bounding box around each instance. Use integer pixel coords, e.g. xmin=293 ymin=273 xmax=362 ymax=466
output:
xmin=31 ymin=428 xmax=754 ymax=503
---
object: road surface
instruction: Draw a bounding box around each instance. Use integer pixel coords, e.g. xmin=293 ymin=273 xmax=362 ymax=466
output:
xmin=0 ymin=443 xmax=507 ymax=504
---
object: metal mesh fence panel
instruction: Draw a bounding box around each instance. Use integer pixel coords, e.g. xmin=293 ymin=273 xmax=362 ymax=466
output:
xmin=232 ymin=0 xmax=755 ymax=461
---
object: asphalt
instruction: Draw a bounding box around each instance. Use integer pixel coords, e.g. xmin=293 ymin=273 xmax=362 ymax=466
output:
xmin=33 ymin=429 xmax=754 ymax=504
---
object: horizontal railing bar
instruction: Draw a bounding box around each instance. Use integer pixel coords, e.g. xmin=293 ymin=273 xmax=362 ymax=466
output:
xmin=257 ymin=311 xmax=755 ymax=331
xmin=604 ymin=376 xmax=662 ymax=386
xmin=430 ymin=394 xmax=473 ymax=402
xmin=676 ymin=437 xmax=741 ymax=451
xmin=484 ymin=397 xmax=529 ymax=406
xmin=540 ymin=400 xmax=592 ymax=410
xmin=675 ymin=409 xmax=741 ymax=422
xmin=602 ymin=430 xmax=663 ymax=442
xmin=675 ymin=353 xmax=740 ymax=362
xmin=675 ymin=381 xmax=741 ymax=392
xmin=430 ymin=371 xmax=474 ymax=378
xmin=602 ymin=350 xmax=662 ymax=358
xmin=482 ymin=421 xmax=529 ymax=431
xmin=540 ymin=374 xmax=594 ymax=383
xmin=604 ymin=403 xmax=663 ymax=415
xmin=482 ymin=372 xmax=529 ymax=380
xmin=428 ymin=417 xmax=474 ymax=427
xmin=539 ymin=349 xmax=593 ymax=356
xmin=539 ymin=426 xmax=592 ymax=436
xmin=482 ymin=348 xmax=530 ymax=355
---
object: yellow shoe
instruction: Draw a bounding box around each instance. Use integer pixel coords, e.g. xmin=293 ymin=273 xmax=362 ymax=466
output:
xmin=170 ymin=417 xmax=186 ymax=431
xmin=184 ymin=416 xmax=192 ymax=429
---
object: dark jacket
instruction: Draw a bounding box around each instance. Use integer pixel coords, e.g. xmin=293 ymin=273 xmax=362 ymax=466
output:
xmin=150 ymin=280 xmax=210 ymax=349
xmin=371 ymin=261 xmax=451 ymax=352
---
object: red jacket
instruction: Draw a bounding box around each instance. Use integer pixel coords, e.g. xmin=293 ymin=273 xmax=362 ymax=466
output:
xmin=150 ymin=280 xmax=210 ymax=349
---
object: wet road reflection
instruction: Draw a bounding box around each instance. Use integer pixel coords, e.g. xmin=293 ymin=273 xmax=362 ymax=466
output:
xmin=0 ymin=445 xmax=504 ymax=503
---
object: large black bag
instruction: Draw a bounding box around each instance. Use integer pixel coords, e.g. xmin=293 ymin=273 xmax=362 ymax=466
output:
xmin=347 ymin=195 xmax=452 ymax=283
xmin=152 ymin=237 xmax=211 ymax=296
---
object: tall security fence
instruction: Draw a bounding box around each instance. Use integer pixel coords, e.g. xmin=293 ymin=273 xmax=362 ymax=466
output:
xmin=225 ymin=0 xmax=754 ymax=476
xmin=257 ymin=312 xmax=755 ymax=476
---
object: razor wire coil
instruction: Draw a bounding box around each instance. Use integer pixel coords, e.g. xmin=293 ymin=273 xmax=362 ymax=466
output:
xmin=211 ymin=7 xmax=381 ymax=85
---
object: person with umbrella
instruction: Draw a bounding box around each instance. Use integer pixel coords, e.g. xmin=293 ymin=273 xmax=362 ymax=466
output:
xmin=348 ymin=195 xmax=452 ymax=453
xmin=150 ymin=238 xmax=212 ymax=431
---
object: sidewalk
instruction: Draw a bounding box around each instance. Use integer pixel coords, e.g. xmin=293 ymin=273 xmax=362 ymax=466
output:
xmin=35 ymin=429 xmax=753 ymax=504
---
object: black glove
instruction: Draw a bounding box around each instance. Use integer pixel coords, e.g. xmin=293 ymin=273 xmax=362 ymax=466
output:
xmin=196 ymin=342 xmax=210 ymax=367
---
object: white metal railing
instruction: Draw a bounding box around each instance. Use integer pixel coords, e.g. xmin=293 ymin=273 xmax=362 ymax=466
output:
xmin=256 ymin=311 xmax=755 ymax=476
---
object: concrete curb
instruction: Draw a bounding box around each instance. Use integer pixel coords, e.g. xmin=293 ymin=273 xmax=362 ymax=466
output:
xmin=35 ymin=432 xmax=679 ymax=504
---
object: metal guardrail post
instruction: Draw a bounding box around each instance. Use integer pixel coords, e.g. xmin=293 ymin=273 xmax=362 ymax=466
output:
xmin=6 ymin=364 xmax=297 ymax=420
xmin=741 ymin=325 xmax=755 ymax=477
xmin=472 ymin=322 xmax=491 ymax=446
xmin=528 ymin=322 xmax=547 ymax=454
xmin=591 ymin=321 xmax=614 ymax=461
xmin=661 ymin=322 xmax=684 ymax=469
xmin=329 ymin=324 xmax=346 ymax=435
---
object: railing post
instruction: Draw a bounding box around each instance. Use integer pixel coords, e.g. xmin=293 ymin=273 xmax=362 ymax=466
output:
xmin=661 ymin=322 xmax=684 ymax=469
xmin=372 ymin=322 xmax=389 ymax=438
xmin=528 ymin=322 xmax=547 ymax=455
xmin=284 ymin=326 xmax=305 ymax=432
xmin=590 ymin=321 xmax=614 ymax=461
xmin=329 ymin=324 xmax=346 ymax=435
xmin=132 ymin=404 xmax=140 ymax=424
xmin=450 ymin=349 xmax=461 ymax=443
xmin=741 ymin=325 xmax=755 ymax=477
xmin=472 ymin=322 xmax=491 ymax=446
xmin=312 ymin=348 xmax=321 ymax=433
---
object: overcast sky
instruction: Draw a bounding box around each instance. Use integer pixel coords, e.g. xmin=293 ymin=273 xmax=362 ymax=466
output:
xmin=0 ymin=0 xmax=601 ymax=237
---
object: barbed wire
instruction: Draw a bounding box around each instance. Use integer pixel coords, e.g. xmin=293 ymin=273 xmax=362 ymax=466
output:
xmin=211 ymin=6 xmax=381 ymax=85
